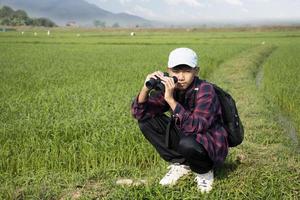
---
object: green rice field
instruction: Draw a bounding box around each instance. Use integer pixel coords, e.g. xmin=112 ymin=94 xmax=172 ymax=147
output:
xmin=0 ymin=27 xmax=299 ymax=199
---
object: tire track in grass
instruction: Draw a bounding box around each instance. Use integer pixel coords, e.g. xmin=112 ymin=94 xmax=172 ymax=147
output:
xmin=256 ymin=56 xmax=299 ymax=152
xmin=208 ymin=45 xmax=300 ymax=199
xmin=276 ymin=114 xmax=299 ymax=152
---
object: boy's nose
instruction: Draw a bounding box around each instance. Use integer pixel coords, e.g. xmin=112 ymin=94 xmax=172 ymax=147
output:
xmin=177 ymin=72 xmax=184 ymax=80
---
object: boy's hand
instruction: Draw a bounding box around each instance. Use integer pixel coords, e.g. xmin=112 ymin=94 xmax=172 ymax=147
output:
xmin=138 ymin=71 xmax=164 ymax=103
xmin=160 ymin=76 xmax=177 ymax=110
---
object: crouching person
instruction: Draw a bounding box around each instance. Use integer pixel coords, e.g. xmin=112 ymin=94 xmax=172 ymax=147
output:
xmin=131 ymin=47 xmax=228 ymax=193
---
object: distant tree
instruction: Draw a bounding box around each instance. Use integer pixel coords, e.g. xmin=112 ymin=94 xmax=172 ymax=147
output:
xmin=1 ymin=18 xmax=10 ymax=25
xmin=94 ymin=20 xmax=100 ymax=27
xmin=0 ymin=5 xmax=56 ymax=27
xmin=94 ymin=20 xmax=106 ymax=28
xmin=32 ymin=18 xmax=56 ymax=27
xmin=25 ymin=17 xmax=34 ymax=25
xmin=13 ymin=9 xmax=28 ymax=20
xmin=10 ymin=17 xmax=26 ymax=26
xmin=0 ymin=6 xmax=14 ymax=18
xmin=112 ymin=22 xmax=120 ymax=28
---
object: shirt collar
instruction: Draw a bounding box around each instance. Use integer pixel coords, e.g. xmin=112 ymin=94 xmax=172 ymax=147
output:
xmin=175 ymin=76 xmax=200 ymax=100
xmin=185 ymin=76 xmax=200 ymax=96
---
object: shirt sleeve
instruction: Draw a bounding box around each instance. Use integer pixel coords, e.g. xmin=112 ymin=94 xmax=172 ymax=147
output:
xmin=131 ymin=91 xmax=169 ymax=121
xmin=173 ymin=83 xmax=219 ymax=135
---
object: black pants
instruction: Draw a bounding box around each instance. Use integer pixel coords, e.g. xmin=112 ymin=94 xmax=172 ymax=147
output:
xmin=138 ymin=114 xmax=213 ymax=174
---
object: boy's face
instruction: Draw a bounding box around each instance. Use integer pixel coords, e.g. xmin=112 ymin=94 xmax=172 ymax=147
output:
xmin=168 ymin=65 xmax=198 ymax=91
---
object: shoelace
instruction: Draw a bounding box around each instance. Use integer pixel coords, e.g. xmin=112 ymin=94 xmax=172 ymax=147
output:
xmin=165 ymin=165 xmax=180 ymax=177
xmin=196 ymin=173 xmax=212 ymax=187
xmin=197 ymin=179 xmax=208 ymax=187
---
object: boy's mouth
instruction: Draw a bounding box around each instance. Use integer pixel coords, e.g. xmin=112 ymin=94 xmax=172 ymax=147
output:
xmin=177 ymin=83 xmax=186 ymax=88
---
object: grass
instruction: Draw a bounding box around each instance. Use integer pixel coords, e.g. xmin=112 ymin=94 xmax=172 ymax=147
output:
xmin=209 ymin=45 xmax=300 ymax=199
xmin=262 ymin=40 xmax=300 ymax=140
xmin=0 ymin=28 xmax=299 ymax=199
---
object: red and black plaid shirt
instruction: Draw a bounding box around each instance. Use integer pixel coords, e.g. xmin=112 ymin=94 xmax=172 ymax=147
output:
xmin=131 ymin=77 xmax=228 ymax=166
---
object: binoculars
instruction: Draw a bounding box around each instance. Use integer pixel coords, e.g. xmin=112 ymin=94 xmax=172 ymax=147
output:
xmin=145 ymin=72 xmax=178 ymax=92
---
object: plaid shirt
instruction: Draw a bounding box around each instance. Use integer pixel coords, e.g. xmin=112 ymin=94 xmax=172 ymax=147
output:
xmin=131 ymin=77 xmax=228 ymax=166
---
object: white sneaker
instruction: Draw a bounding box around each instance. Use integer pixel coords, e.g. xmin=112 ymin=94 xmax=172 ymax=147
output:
xmin=159 ymin=163 xmax=191 ymax=186
xmin=195 ymin=170 xmax=214 ymax=193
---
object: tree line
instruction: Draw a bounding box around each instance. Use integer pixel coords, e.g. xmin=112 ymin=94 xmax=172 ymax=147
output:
xmin=94 ymin=20 xmax=120 ymax=28
xmin=0 ymin=5 xmax=56 ymax=27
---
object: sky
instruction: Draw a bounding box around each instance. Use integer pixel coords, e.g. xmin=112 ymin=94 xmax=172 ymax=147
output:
xmin=85 ymin=0 xmax=300 ymax=23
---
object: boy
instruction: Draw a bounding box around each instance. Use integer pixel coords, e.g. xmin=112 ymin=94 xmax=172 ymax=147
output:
xmin=131 ymin=48 xmax=228 ymax=193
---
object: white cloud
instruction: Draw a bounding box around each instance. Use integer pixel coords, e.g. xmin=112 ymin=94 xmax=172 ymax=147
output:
xmin=85 ymin=0 xmax=108 ymax=4
xmin=120 ymin=0 xmax=132 ymax=5
xmin=242 ymin=8 xmax=249 ymax=12
xmin=252 ymin=0 xmax=271 ymax=2
xmin=128 ymin=5 xmax=161 ymax=19
xmin=91 ymin=0 xmax=108 ymax=2
xmin=224 ymin=0 xmax=243 ymax=6
xmin=164 ymin=0 xmax=204 ymax=7
xmin=120 ymin=0 xmax=150 ymax=5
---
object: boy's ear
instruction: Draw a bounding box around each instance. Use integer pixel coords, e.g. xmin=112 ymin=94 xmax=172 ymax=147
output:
xmin=194 ymin=67 xmax=199 ymax=74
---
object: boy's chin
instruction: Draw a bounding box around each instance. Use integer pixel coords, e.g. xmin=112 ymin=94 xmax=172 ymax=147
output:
xmin=176 ymin=86 xmax=187 ymax=91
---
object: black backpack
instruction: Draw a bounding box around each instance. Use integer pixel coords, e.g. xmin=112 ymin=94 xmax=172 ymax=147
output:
xmin=194 ymin=80 xmax=244 ymax=147
xmin=212 ymin=84 xmax=244 ymax=147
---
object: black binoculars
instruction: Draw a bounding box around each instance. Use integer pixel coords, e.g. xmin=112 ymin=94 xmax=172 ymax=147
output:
xmin=145 ymin=72 xmax=178 ymax=92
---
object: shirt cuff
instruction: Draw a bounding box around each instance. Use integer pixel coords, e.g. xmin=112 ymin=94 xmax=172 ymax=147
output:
xmin=133 ymin=95 xmax=147 ymax=109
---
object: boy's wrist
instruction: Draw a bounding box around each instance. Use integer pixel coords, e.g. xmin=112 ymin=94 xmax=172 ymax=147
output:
xmin=141 ymin=85 xmax=150 ymax=93
xmin=138 ymin=86 xmax=150 ymax=103
xmin=165 ymin=98 xmax=177 ymax=110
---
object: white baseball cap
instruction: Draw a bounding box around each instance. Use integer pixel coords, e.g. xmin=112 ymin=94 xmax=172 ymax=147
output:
xmin=168 ymin=47 xmax=198 ymax=68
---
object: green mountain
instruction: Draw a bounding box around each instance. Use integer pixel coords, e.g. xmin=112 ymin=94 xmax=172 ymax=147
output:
xmin=0 ymin=0 xmax=151 ymax=27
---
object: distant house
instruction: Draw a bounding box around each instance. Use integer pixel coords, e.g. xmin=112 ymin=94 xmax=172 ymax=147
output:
xmin=66 ymin=21 xmax=78 ymax=27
